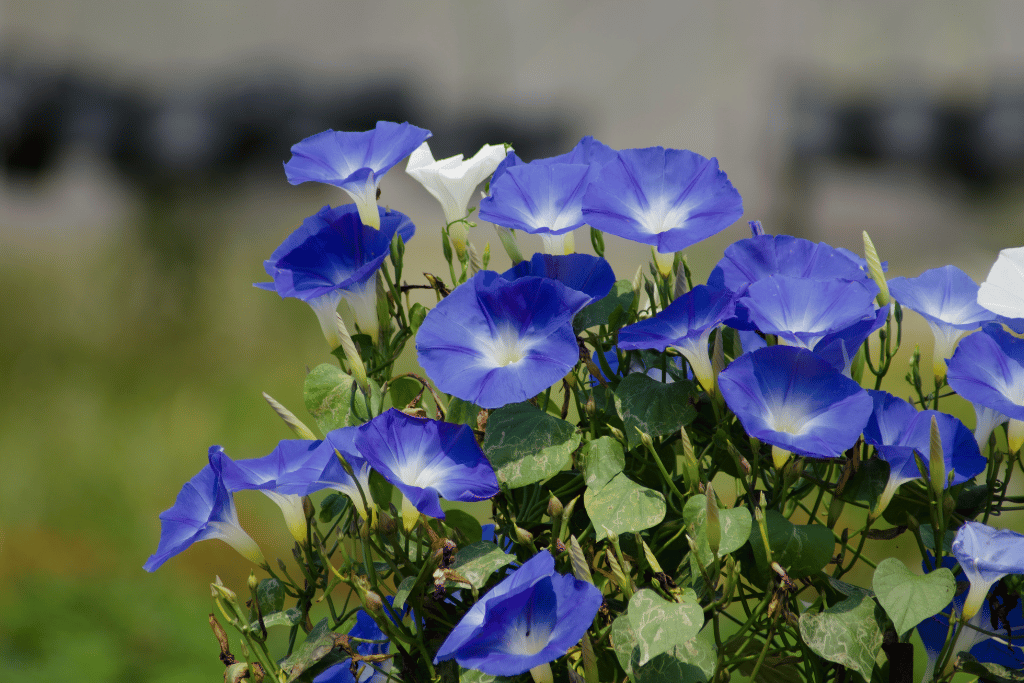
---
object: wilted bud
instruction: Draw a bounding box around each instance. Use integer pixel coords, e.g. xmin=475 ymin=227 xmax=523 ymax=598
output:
xmin=706 ymin=483 xmax=721 ymax=556
xmin=376 ymin=510 xmax=397 ymax=536
xmin=862 ymin=231 xmax=890 ymax=306
xmin=363 ymin=591 xmax=384 ymax=614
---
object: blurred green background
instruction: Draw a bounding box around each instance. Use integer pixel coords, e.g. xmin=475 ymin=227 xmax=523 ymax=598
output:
xmin=2 ymin=1 xmax=1024 ymax=681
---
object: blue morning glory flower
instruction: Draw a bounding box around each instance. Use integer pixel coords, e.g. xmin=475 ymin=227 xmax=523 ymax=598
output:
xmin=947 ymin=323 xmax=1024 ymax=452
xmin=708 ymin=234 xmax=874 ymax=331
xmin=220 ymin=439 xmax=338 ymax=542
xmin=862 ymin=390 xmax=985 ymax=517
xmin=709 ymin=234 xmax=869 ymax=293
xmin=973 ymin=404 xmax=1009 ymax=449
xmin=355 ymin=409 xmax=499 ymax=530
xmin=811 ymin=305 xmax=889 ymax=376
xmin=952 ymin=521 xmax=1024 ymax=620
xmin=434 ymin=550 xmax=603 ymax=677
xmin=617 ymin=284 xmax=737 ymax=391
xmin=479 ymin=162 xmax=595 ymax=254
xmin=257 ymin=203 xmax=415 ymax=345
xmin=489 ymin=135 xmax=617 ymax=186
xmin=917 ymin=556 xmax=1024 ymax=677
xmin=144 ymin=446 xmax=264 ymax=572
xmin=718 ymin=346 xmax=873 ymax=467
xmin=415 ymin=271 xmax=592 ymax=409
xmin=582 ymin=148 xmax=743 ymax=269
xmin=888 ymin=265 xmax=997 ymax=380
xmin=322 ymin=426 xmax=377 ymax=521
xmin=501 ymin=253 xmax=615 ymax=301
xmin=283 ymin=122 xmax=431 ymax=228
xmin=738 ymin=275 xmax=879 ymax=349
xmin=313 ymin=598 xmax=397 ymax=683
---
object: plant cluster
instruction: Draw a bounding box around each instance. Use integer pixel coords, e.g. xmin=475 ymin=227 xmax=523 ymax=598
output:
xmin=145 ymin=120 xmax=1024 ymax=683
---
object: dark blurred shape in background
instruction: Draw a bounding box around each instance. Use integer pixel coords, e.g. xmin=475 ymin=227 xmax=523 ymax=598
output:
xmin=790 ymin=79 xmax=1024 ymax=188
xmin=0 ymin=51 xmax=575 ymax=190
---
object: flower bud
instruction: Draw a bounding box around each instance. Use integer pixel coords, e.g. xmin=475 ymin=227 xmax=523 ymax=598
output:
xmin=409 ymin=303 xmax=427 ymax=332
xmin=389 ymin=231 xmax=405 ymax=267
xmin=303 ymin=496 xmax=316 ymax=522
xmin=247 ymin=571 xmax=259 ymax=593
xmin=363 ymin=591 xmax=384 ymax=614
xmin=590 ymin=226 xmax=605 ymax=257
xmin=546 ymin=493 xmax=563 ymax=518
xmin=211 ymin=577 xmax=237 ymax=602
xmin=928 ymin=415 xmax=946 ymax=500
xmin=705 ymin=483 xmax=721 ymax=556
xmin=639 ymin=431 xmax=655 ymax=453
xmin=514 ymin=526 xmax=534 ymax=545
xmin=608 ymin=426 xmax=626 ymax=443
xmin=827 ymin=495 xmax=845 ymax=529
xmin=862 ymin=231 xmax=890 ymax=306
xmin=494 ymin=224 xmax=525 ymax=265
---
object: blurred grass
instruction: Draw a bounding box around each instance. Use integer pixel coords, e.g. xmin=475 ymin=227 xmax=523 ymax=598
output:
xmin=0 ymin=217 xmax=338 ymax=681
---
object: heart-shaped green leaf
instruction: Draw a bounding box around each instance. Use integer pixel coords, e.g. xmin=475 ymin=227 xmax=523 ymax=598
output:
xmin=798 ymin=594 xmax=883 ymax=681
xmin=682 ymin=495 xmax=752 ymax=566
xmin=575 ymin=280 xmax=634 ymax=332
xmin=447 ymin=541 xmax=514 ymax=589
xmin=483 ymin=403 xmax=581 ymax=488
xmin=613 ymin=373 xmax=698 ymax=448
xmin=611 ymin=614 xmax=716 ymax=683
xmin=749 ymin=510 xmax=834 ymax=579
xmin=304 ymin=363 xmax=382 ymax=431
xmin=628 ymin=589 xmax=705 ymax=665
xmin=585 ymin=472 xmax=666 ymax=540
xmin=580 ymin=436 xmax=625 ymax=490
xmin=872 ymin=557 xmax=955 ymax=635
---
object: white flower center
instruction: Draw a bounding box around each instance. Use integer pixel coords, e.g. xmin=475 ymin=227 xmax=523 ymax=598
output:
xmin=478 ymin=324 xmax=531 ymax=368
xmin=635 ymin=195 xmax=695 ymax=236
xmin=504 ymin=609 xmax=553 ymax=656
xmin=766 ymin=401 xmax=811 ymax=435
